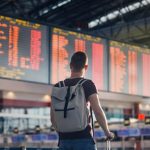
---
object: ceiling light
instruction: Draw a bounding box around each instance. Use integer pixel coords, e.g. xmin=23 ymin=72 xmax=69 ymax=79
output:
xmin=88 ymin=0 xmax=150 ymax=28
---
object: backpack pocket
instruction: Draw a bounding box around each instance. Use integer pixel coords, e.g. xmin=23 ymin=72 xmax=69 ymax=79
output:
xmin=54 ymin=106 xmax=86 ymax=132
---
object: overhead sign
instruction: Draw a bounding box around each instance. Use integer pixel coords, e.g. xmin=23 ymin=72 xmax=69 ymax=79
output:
xmin=50 ymin=27 xmax=108 ymax=91
xmin=0 ymin=15 xmax=49 ymax=83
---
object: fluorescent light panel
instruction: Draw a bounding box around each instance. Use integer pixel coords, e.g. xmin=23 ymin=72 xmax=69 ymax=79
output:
xmin=52 ymin=0 xmax=71 ymax=10
xmin=89 ymin=0 xmax=150 ymax=28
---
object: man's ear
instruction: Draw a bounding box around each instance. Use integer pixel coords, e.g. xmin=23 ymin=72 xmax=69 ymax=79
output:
xmin=85 ymin=65 xmax=88 ymax=70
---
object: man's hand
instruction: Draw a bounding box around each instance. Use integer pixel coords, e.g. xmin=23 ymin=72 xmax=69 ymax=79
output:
xmin=105 ymin=131 xmax=115 ymax=140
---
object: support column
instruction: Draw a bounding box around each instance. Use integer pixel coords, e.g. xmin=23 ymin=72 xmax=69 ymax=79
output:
xmin=134 ymin=103 xmax=140 ymax=118
xmin=134 ymin=103 xmax=141 ymax=150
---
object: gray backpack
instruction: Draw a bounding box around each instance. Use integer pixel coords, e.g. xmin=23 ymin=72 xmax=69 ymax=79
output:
xmin=51 ymin=79 xmax=90 ymax=132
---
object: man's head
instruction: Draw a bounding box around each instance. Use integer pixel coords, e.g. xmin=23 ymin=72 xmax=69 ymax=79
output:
xmin=70 ymin=51 xmax=88 ymax=73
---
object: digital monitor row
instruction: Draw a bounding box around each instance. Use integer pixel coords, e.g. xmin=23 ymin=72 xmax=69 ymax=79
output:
xmin=50 ymin=28 xmax=108 ymax=91
xmin=0 ymin=15 xmax=150 ymax=97
xmin=0 ymin=15 xmax=49 ymax=83
xmin=109 ymin=41 xmax=150 ymax=97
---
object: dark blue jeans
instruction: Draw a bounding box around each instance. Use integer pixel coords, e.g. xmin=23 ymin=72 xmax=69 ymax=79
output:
xmin=58 ymin=139 xmax=97 ymax=150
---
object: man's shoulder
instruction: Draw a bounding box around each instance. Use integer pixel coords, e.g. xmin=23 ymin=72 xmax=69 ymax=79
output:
xmin=54 ymin=80 xmax=66 ymax=87
xmin=54 ymin=81 xmax=61 ymax=87
xmin=82 ymin=78 xmax=95 ymax=85
xmin=54 ymin=78 xmax=96 ymax=87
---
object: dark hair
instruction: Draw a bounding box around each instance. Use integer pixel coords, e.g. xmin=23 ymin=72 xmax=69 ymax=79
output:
xmin=70 ymin=51 xmax=88 ymax=72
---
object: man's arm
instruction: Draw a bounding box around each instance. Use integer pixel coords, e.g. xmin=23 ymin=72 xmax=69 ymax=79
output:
xmin=88 ymin=93 xmax=113 ymax=138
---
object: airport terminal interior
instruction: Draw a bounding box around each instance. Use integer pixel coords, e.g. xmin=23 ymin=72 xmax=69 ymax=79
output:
xmin=0 ymin=0 xmax=150 ymax=149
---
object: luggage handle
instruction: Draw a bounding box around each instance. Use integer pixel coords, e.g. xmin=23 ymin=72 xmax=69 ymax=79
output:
xmin=106 ymin=140 xmax=111 ymax=150
xmin=98 ymin=138 xmax=111 ymax=150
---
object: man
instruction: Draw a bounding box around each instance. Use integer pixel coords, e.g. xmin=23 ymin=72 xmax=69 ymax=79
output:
xmin=51 ymin=51 xmax=114 ymax=150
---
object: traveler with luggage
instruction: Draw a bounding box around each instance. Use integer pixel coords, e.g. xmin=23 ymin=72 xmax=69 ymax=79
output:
xmin=51 ymin=51 xmax=114 ymax=150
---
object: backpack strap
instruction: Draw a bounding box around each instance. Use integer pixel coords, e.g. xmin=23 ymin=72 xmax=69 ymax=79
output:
xmin=58 ymin=81 xmax=65 ymax=87
xmin=62 ymin=80 xmax=65 ymax=87
xmin=58 ymin=81 xmax=61 ymax=87
xmin=79 ymin=79 xmax=88 ymax=86
xmin=64 ymin=86 xmax=70 ymax=118
xmin=76 ymin=78 xmax=84 ymax=85
xmin=76 ymin=78 xmax=87 ymax=86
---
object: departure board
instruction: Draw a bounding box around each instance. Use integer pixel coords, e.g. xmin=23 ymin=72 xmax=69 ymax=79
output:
xmin=50 ymin=27 xmax=108 ymax=91
xmin=109 ymin=41 xmax=150 ymax=97
xmin=0 ymin=15 xmax=49 ymax=83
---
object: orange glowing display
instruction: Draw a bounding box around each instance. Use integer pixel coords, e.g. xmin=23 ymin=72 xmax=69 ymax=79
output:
xmin=109 ymin=41 xmax=150 ymax=97
xmin=142 ymin=54 xmax=150 ymax=96
xmin=92 ymin=43 xmax=104 ymax=90
xmin=110 ymin=47 xmax=126 ymax=92
xmin=51 ymin=28 xmax=108 ymax=91
xmin=0 ymin=15 xmax=49 ymax=83
xmin=128 ymin=51 xmax=137 ymax=95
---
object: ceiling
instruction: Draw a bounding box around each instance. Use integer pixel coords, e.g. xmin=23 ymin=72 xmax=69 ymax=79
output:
xmin=0 ymin=0 xmax=150 ymax=47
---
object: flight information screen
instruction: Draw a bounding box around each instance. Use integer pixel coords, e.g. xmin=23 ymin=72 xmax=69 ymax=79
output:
xmin=50 ymin=27 xmax=108 ymax=91
xmin=109 ymin=41 xmax=150 ymax=97
xmin=0 ymin=15 xmax=49 ymax=83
